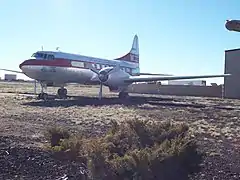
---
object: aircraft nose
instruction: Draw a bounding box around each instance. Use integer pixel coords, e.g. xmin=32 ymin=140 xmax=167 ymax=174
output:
xmin=19 ymin=62 xmax=24 ymax=70
xmin=19 ymin=60 xmax=29 ymax=70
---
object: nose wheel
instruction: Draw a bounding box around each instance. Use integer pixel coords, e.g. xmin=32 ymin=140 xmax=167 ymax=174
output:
xmin=37 ymin=82 xmax=49 ymax=101
xmin=57 ymin=88 xmax=67 ymax=99
xmin=38 ymin=93 xmax=48 ymax=100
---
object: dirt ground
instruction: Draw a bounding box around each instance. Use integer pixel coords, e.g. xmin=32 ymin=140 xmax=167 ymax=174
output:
xmin=0 ymin=81 xmax=240 ymax=180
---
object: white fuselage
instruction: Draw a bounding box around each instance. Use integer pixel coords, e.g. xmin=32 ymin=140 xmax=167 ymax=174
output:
xmin=21 ymin=65 xmax=94 ymax=84
xmin=19 ymin=51 xmax=140 ymax=87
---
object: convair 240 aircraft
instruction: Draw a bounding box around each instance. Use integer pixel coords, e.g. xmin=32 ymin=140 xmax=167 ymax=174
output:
xmin=1 ymin=35 xmax=230 ymax=100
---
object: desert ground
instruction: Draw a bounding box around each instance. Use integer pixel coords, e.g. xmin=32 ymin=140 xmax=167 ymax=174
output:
xmin=0 ymin=81 xmax=240 ymax=180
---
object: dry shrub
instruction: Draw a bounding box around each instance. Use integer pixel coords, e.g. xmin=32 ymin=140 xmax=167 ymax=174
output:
xmin=45 ymin=126 xmax=70 ymax=147
xmin=45 ymin=119 xmax=203 ymax=180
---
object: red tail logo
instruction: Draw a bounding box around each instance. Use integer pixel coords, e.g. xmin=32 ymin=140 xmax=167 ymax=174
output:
xmin=114 ymin=35 xmax=139 ymax=63
xmin=115 ymin=53 xmax=139 ymax=63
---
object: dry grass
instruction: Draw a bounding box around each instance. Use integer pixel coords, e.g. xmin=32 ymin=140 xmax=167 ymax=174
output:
xmin=0 ymin=81 xmax=240 ymax=179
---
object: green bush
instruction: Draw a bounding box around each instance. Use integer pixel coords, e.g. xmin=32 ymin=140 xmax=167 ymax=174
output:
xmin=45 ymin=120 xmax=203 ymax=180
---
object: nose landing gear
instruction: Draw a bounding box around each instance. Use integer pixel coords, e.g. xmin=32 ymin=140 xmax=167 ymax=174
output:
xmin=37 ymin=82 xmax=49 ymax=100
xmin=37 ymin=82 xmax=68 ymax=100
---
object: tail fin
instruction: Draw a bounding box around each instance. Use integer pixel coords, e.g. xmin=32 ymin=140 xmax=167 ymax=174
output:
xmin=114 ymin=35 xmax=139 ymax=63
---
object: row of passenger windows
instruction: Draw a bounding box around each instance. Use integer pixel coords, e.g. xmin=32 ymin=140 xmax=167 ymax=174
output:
xmin=93 ymin=63 xmax=131 ymax=73
xmin=71 ymin=61 xmax=132 ymax=73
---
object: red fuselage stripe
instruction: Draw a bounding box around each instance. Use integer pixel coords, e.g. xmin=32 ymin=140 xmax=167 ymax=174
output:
xmin=20 ymin=58 xmax=98 ymax=70
xmin=19 ymin=58 xmax=135 ymax=74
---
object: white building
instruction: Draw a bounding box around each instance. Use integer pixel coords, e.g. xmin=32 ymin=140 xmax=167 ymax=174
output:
xmin=4 ymin=74 xmax=17 ymax=81
xmin=168 ymin=80 xmax=206 ymax=86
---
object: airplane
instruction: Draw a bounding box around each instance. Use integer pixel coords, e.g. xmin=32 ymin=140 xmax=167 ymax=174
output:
xmin=225 ymin=19 xmax=240 ymax=32
xmin=0 ymin=34 xmax=230 ymax=100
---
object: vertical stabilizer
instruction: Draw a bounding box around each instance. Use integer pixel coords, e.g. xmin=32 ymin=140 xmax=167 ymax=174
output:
xmin=130 ymin=35 xmax=139 ymax=57
xmin=115 ymin=35 xmax=139 ymax=63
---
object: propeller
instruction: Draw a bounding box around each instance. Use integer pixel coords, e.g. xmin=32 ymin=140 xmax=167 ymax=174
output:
xmin=87 ymin=63 xmax=120 ymax=99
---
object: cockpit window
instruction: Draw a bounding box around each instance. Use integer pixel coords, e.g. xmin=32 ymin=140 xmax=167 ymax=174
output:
xmin=31 ymin=52 xmax=54 ymax=60
xmin=31 ymin=52 xmax=44 ymax=58
xmin=47 ymin=55 xmax=54 ymax=60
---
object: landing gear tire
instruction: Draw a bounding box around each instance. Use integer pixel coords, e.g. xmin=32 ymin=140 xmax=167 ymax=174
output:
xmin=38 ymin=93 xmax=48 ymax=101
xmin=57 ymin=88 xmax=67 ymax=99
xmin=118 ymin=92 xmax=129 ymax=100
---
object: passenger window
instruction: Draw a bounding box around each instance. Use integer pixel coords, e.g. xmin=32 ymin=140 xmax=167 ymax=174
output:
xmin=96 ymin=64 xmax=101 ymax=69
xmin=44 ymin=54 xmax=47 ymax=59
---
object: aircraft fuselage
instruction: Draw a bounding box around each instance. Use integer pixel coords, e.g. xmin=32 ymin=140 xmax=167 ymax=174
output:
xmin=19 ymin=51 xmax=139 ymax=86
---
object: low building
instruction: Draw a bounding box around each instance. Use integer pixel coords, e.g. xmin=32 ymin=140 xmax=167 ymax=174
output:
xmin=168 ymin=80 xmax=206 ymax=86
xmin=4 ymin=74 xmax=17 ymax=81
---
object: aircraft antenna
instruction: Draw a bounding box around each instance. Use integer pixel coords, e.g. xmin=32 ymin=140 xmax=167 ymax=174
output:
xmin=41 ymin=46 xmax=43 ymax=51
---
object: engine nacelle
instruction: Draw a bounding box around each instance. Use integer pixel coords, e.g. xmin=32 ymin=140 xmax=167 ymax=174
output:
xmin=102 ymin=69 xmax=131 ymax=87
xmin=108 ymin=85 xmax=121 ymax=92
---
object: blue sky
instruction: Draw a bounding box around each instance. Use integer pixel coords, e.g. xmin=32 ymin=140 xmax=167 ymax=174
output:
xmin=0 ymin=0 xmax=240 ymax=84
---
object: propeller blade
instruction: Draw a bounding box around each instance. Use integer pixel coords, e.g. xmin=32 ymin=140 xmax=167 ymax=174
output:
xmin=87 ymin=63 xmax=99 ymax=74
xmin=99 ymin=83 xmax=103 ymax=100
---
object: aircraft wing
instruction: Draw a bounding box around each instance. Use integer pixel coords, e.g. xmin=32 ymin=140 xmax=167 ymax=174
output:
xmin=124 ymin=74 xmax=231 ymax=83
xmin=0 ymin=69 xmax=23 ymax=74
xmin=133 ymin=73 xmax=173 ymax=76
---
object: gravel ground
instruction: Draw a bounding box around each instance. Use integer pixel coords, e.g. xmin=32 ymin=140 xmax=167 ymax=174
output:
xmin=0 ymin=82 xmax=240 ymax=179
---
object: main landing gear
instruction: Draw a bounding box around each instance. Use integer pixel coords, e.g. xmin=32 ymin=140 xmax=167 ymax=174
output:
xmin=118 ymin=92 xmax=129 ymax=99
xmin=38 ymin=92 xmax=48 ymax=100
xmin=57 ymin=87 xmax=67 ymax=99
